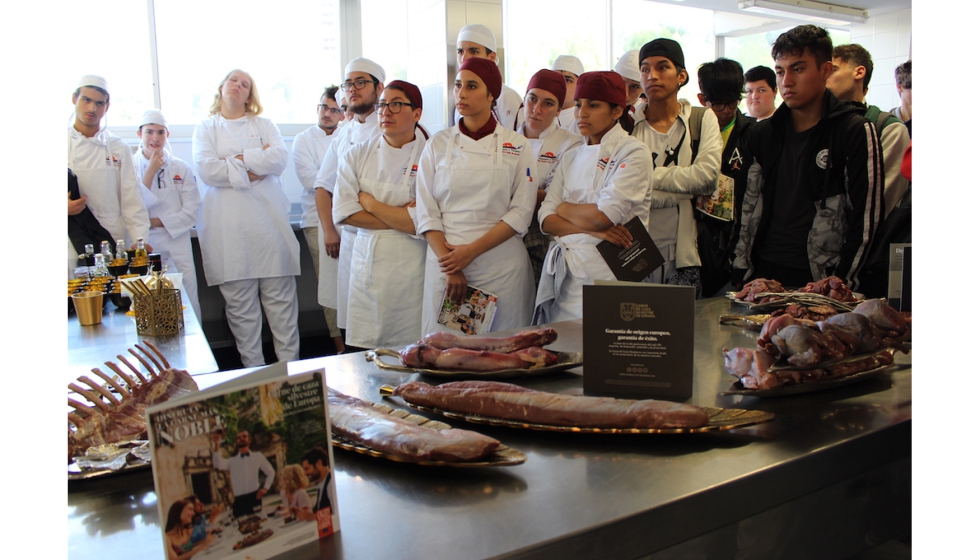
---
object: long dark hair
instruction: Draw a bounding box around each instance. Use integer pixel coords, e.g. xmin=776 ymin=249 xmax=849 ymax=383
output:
xmin=165 ymin=499 xmax=192 ymax=533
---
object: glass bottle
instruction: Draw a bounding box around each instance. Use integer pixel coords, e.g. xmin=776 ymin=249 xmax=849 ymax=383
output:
xmin=100 ymin=241 xmax=113 ymax=264
xmin=92 ymin=253 xmax=109 ymax=277
xmin=135 ymin=237 xmax=148 ymax=259
xmin=115 ymin=239 xmax=128 ymax=262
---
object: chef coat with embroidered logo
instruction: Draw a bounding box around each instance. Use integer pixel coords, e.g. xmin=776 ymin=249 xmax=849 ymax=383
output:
xmin=415 ymin=123 xmax=537 ymax=334
xmin=133 ymin=149 xmax=202 ymax=318
xmin=68 ymin=125 xmax=149 ymax=246
xmin=534 ymin=124 xmax=653 ymax=323
xmin=332 ymin=129 xmax=428 ymax=349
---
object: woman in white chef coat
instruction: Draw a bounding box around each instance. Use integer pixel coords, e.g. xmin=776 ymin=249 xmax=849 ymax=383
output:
xmin=415 ymin=57 xmax=537 ymax=335
xmin=519 ymin=69 xmax=583 ymax=285
xmin=192 ymin=69 xmax=301 ymax=367
xmin=331 ymin=80 xmax=429 ymax=350
xmin=133 ymin=109 xmax=203 ymax=321
xmin=534 ymin=71 xmax=654 ymax=324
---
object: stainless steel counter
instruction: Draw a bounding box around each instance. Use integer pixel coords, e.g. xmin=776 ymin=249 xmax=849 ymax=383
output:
xmin=67 ymin=297 xmax=911 ymax=559
xmin=68 ymin=286 xmax=218 ymax=385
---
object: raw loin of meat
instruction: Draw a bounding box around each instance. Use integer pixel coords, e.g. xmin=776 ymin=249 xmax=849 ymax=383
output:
xmin=394 ymin=381 xmax=710 ymax=429
xmin=798 ymin=276 xmax=858 ymax=302
xmin=328 ymin=388 xmax=500 ymax=462
xmin=67 ymin=342 xmax=199 ymax=461
xmin=734 ymin=278 xmax=786 ymax=303
xmin=422 ymin=328 xmax=558 ymax=353
xmin=399 ymin=344 xmax=559 ymax=371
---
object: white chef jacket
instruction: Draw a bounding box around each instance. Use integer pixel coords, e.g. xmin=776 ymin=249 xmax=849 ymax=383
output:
xmin=313 ymin=113 xmax=380 ymax=321
xmin=535 ymin=124 xmax=653 ymax=323
xmin=192 ymin=114 xmax=300 ymax=286
xmin=557 ymin=106 xmax=578 ymax=133
xmin=524 ymin=120 xmax=583 ymax=190
xmin=332 ymin=130 xmax=428 ymax=348
xmin=453 ymin=83 xmax=524 ymax=131
xmin=292 ymin=125 xmax=338 ymax=228
xmin=67 ymin=125 xmax=149 ymax=246
xmin=632 ymin=99 xmax=722 ymax=270
xmin=212 ymin=449 xmax=275 ymax=496
xmin=415 ymin=123 xmax=537 ymax=333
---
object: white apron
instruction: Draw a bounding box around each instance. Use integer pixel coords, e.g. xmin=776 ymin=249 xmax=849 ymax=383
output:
xmin=421 ymin=131 xmax=534 ymax=335
xmin=345 ymin=136 xmax=427 ymax=349
xmin=335 ymin=224 xmax=356 ymax=329
xmin=533 ymin=143 xmax=615 ymax=323
xmin=316 ymin=222 xmax=340 ymax=308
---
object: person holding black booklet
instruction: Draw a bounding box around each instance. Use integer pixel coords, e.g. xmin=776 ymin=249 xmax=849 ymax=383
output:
xmin=533 ymin=71 xmax=653 ymax=324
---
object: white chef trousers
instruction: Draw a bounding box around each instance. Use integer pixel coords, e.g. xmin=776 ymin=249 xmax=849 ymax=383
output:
xmin=218 ymin=276 xmax=300 ymax=367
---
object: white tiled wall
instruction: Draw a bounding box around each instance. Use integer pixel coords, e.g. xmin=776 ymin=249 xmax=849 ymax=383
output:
xmin=850 ymin=8 xmax=912 ymax=112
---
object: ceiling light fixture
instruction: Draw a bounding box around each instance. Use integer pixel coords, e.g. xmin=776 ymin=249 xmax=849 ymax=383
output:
xmin=737 ymin=0 xmax=869 ymax=25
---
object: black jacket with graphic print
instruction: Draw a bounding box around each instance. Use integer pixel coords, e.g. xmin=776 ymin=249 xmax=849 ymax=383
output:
xmin=733 ymin=89 xmax=884 ymax=290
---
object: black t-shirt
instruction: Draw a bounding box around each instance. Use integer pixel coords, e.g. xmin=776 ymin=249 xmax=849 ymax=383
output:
xmin=755 ymin=121 xmax=816 ymax=271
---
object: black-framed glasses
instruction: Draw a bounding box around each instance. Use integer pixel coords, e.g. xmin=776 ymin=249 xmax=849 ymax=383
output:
xmin=317 ymin=104 xmax=344 ymax=115
xmin=374 ymin=101 xmax=413 ymax=114
xmin=341 ymin=79 xmax=377 ymax=92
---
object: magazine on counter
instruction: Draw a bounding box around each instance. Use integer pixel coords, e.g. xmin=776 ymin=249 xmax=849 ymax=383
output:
xmin=437 ymin=284 xmax=498 ymax=335
xmin=146 ymin=362 xmax=338 ymax=560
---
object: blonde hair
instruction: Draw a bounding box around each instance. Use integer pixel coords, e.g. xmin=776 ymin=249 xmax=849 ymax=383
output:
xmin=209 ymin=69 xmax=263 ymax=116
xmin=280 ymin=464 xmax=309 ymax=495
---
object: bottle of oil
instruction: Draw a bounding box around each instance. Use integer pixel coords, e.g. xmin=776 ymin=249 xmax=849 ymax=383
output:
xmin=135 ymin=237 xmax=148 ymax=259
xmin=115 ymin=239 xmax=128 ymax=263
xmin=100 ymin=241 xmax=113 ymax=264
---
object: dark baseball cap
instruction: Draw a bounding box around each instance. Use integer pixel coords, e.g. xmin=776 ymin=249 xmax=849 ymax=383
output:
xmin=639 ymin=38 xmax=689 ymax=86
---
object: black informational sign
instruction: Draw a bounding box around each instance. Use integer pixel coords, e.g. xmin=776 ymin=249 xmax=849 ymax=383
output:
xmin=582 ymin=282 xmax=695 ymax=400
xmin=887 ymin=243 xmax=911 ymax=312
xmin=595 ymin=216 xmax=665 ymax=282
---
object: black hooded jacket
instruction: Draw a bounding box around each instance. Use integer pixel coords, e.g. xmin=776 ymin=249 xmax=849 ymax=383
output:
xmin=733 ymin=89 xmax=884 ymax=289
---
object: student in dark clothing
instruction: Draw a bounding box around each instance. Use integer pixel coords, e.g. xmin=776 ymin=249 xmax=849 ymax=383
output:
xmin=695 ymin=58 xmax=755 ymax=297
xmin=732 ymin=25 xmax=884 ymax=290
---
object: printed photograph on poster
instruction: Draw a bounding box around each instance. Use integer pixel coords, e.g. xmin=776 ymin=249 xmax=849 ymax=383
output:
xmin=438 ymin=285 xmax=498 ymax=335
xmin=147 ymin=368 xmax=337 ymax=559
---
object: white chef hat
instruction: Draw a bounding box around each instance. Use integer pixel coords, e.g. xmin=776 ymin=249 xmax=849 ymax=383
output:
xmin=457 ymin=24 xmax=497 ymax=52
xmin=138 ymin=109 xmax=168 ymax=129
xmin=551 ymin=55 xmax=584 ymax=77
xmin=77 ymin=74 xmax=109 ymax=94
xmin=344 ymin=57 xmax=386 ymax=84
xmin=334 ymin=88 xmax=346 ymax=105
xmin=614 ymin=50 xmax=641 ymax=83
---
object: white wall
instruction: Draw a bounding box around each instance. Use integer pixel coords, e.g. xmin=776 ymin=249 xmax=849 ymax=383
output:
xmin=851 ymin=8 xmax=912 ymax=112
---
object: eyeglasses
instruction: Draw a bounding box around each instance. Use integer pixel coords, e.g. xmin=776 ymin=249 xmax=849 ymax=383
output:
xmin=374 ymin=101 xmax=413 ymax=114
xmin=341 ymin=79 xmax=377 ymax=92
xmin=317 ymin=104 xmax=344 ymax=115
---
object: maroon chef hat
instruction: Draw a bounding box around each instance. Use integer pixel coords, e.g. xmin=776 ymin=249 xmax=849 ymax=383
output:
xmin=458 ymin=57 xmax=502 ymax=100
xmin=574 ymin=71 xmax=627 ymax=108
xmin=386 ymin=80 xmax=423 ymax=111
xmin=526 ymin=69 xmax=566 ymax=105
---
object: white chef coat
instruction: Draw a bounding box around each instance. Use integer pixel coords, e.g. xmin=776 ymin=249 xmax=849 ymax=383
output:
xmin=557 ymin=106 xmax=578 ymax=133
xmin=67 ymin=124 xmax=149 ymax=246
xmin=332 ymin=130 xmax=428 ymax=349
xmin=453 ymin=83 xmax=524 ymax=131
xmin=292 ymin=125 xmax=338 ymax=229
xmin=415 ymin=123 xmax=537 ymax=334
xmin=313 ymin=113 xmax=381 ymax=328
xmin=192 ymin=114 xmax=300 ymax=285
xmin=133 ymin=149 xmax=202 ymax=320
xmin=632 ymin=99 xmax=722 ymax=275
xmin=524 ymin=120 xmax=584 ymax=190
xmin=534 ymin=124 xmax=653 ymax=323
